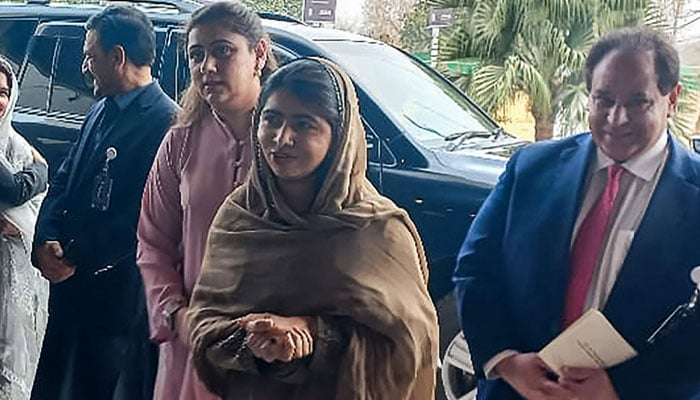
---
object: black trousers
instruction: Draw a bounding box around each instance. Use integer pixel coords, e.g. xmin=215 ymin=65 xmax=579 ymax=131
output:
xmin=30 ymin=265 xmax=157 ymax=400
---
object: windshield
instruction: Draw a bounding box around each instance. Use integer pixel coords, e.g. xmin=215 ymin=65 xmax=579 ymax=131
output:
xmin=317 ymin=40 xmax=500 ymax=150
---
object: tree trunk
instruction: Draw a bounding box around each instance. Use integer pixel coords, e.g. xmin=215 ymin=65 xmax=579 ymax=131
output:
xmin=533 ymin=112 xmax=555 ymax=141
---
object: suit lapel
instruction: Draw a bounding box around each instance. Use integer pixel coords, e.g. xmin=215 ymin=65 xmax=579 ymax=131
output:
xmin=541 ymin=135 xmax=596 ymax=327
xmin=67 ymin=101 xmax=104 ymax=191
xmin=82 ymin=109 xmax=139 ymax=172
xmin=603 ymin=137 xmax=699 ymax=346
xmin=73 ymin=84 xmax=159 ymax=190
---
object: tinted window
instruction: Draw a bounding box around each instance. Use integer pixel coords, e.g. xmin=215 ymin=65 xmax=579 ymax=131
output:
xmin=159 ymin=30 xmax=188 ymax=101
xmin=319 ymin=41 xmax=500 ymax=151
xmin=365 ymin=123 xmax=395 ymax=165
xmin=17 ymin=36 xmax=56 ymax=111
xmin=0 ymin=18 xmax=38 ymax=73
xmin=51 ymin=37 xmax=95 ymax=115
xmin=152 ymin=28 xmax=167 ymax=80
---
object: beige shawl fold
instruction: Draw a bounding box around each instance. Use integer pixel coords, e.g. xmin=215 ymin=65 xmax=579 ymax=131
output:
xmin=189 ymin=58 xmax=438 ymax=400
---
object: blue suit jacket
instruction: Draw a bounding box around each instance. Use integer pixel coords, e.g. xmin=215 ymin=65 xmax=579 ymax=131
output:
xmin=455 ymin=133 xmax=700 ymax=399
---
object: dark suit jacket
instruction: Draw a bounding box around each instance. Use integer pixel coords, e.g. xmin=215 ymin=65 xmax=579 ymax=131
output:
xmin=34 ymin=82 xmax=177 ymax=277
xmin=30 ymin=82 xmax=177 ymax=400
xmin=455 ymin=133 xmax=700 ymax=400
xmin=32 ymin=81 xmax=177 ymax=330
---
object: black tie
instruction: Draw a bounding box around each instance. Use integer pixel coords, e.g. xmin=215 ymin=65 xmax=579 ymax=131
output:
xmin=93 ymin=98 xmax=118 ymax=148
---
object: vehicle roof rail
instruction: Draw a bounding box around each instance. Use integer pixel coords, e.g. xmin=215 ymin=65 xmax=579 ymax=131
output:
xmin=258 ymin=12 xmax=304 ymax=25
xmin=109 ymin=0 xmax=200 ymax=13
xmin=24 ymin=0 xmax=200 ymax=13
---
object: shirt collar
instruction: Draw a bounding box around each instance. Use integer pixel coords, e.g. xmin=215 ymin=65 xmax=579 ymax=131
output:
xmin=109 ymin=81 xmax=154 ymax=112
xmin=594 ymin=131 xmax=668 ymax=182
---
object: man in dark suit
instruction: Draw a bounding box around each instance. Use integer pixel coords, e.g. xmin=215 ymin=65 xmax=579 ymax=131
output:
xmin=455 ymin=28 xmax=700 ymax=400
xmin=30 ymin=5 xmax=177 ymax=400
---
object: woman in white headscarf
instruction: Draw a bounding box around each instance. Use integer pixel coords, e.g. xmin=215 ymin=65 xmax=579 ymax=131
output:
xmin=0 ymin=56 xmax=49 ymax=399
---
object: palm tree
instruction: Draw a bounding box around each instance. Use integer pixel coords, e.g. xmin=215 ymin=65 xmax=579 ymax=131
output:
xmin=431 ymin=0 xmax=675 ymax=141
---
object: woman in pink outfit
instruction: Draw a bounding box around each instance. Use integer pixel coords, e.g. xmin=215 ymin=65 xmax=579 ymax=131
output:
xmin=136 ymin=2 xmax=277 ymax=399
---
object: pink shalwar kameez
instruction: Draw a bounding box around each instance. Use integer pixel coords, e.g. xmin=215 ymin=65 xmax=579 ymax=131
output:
xmin=137 ymin=109 xmax=251 ymax=400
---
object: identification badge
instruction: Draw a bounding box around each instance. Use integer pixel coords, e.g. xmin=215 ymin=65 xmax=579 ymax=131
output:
xmin=91 ymin=147 xmax=117 ymax=211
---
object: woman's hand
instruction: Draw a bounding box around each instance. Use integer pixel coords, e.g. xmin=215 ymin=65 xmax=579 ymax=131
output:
xmin=237 ymin=313 xmax=315 ymax=363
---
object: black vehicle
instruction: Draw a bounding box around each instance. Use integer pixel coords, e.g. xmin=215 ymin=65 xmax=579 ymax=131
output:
xmin=0 ymin=1 xmax=527 ymax=398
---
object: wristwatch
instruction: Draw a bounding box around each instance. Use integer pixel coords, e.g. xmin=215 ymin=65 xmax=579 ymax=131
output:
xmin=163 ymin=299 xmax=186 ymax=332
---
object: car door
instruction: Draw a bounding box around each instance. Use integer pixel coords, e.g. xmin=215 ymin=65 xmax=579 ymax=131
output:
xmin=15 ymin=26 xmax=87 ymax=170
xmin=0 ymin=17 xmax=39 ymax=73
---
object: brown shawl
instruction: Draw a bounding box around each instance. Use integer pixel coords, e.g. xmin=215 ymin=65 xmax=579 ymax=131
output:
xmin=189 ymin=58 xmax=438 ymax=400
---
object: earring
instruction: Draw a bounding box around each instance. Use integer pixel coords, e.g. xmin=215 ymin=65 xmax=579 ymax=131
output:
xmin=254 ymin=59 xmax=263 ymax=77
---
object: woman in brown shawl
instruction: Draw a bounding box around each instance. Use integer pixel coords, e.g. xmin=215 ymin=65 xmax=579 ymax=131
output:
xmin=188 ymin=57 xmax=439 ymax=399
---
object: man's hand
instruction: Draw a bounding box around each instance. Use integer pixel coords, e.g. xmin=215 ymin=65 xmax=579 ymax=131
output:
xmin=495 ymin=353 xmax=575 ymax=400
xmin=34 ymin=241 xmax=76 ymax=283
xmin=238 ymin=313 xmax=315 ymax=363
xmin=0 ymin=217 xmax=20 ymax=236
xmin=559 ymin=367 xmax=619 ymax=400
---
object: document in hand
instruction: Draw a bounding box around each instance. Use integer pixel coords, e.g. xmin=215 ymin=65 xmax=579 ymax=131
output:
xmin=538 ymin=309 xmax=637 ymax=375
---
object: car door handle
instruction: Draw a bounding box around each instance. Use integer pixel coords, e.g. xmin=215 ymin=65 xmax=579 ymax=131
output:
xmin=36 ymin=137 xmax=72 ymax=145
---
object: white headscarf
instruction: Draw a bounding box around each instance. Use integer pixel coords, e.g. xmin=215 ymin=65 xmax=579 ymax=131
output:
xmin=0 ymin=55 xmax=48 ymax=399
xmin=0 ymin=56 xmax=45 ymax=245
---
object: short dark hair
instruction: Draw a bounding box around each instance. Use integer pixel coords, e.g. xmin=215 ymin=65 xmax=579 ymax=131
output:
xmin=86 ymin=5 xmax=155 ymax=67
xmin=585 ymin=27 xmax=679 ymax=95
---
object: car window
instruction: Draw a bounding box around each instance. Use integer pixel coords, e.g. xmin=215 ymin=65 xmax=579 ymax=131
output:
xmin=364 ymin=120 xmax=396 ymax=165
xmin=0 ymin=18 xmax=38 ymax=73
xmin=17 ymin=35 xmax=55 ymax=112
xmin=20 ymin=24 xmax=175 ymax=115
xmin=159 ymin=30 xmax=188 ymax=101
xmin=51 ymin=37 xmax=95 ymax=115
xmin=318 ymin=41 xmax=500 ymax=151
xmin=152 ymin=28 xmax=168 ymax=80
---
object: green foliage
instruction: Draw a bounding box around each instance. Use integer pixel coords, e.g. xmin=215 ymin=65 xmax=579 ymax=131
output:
xmin=431 ymin=0 xmax=698 ymax=141
xmin=241 ymin=0 xmax=302 ymax=19
xmin=671 ymin=67 xmax=700 ymax=142
xmin=400 ymin=0 xmax=432 ymax=53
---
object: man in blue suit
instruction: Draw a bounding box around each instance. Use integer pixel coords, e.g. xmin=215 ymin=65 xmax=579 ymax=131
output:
xmin=30 ymin=5 xmax=177 ymax=400
xmin=455 ymin=28 xmax=700 ymax=399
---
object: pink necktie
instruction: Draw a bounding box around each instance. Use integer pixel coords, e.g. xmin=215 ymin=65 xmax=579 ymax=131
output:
xmin=562 ymin=164 xmax=625 ymax=328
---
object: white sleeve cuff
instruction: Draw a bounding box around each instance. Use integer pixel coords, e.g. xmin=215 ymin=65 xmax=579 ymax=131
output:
xmin=484 ymin=350 xmax=520 ymax=379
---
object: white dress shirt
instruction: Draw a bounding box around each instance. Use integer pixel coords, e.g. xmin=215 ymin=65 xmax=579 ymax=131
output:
xmin=483 ymin=132 xmax=669 ymax=378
